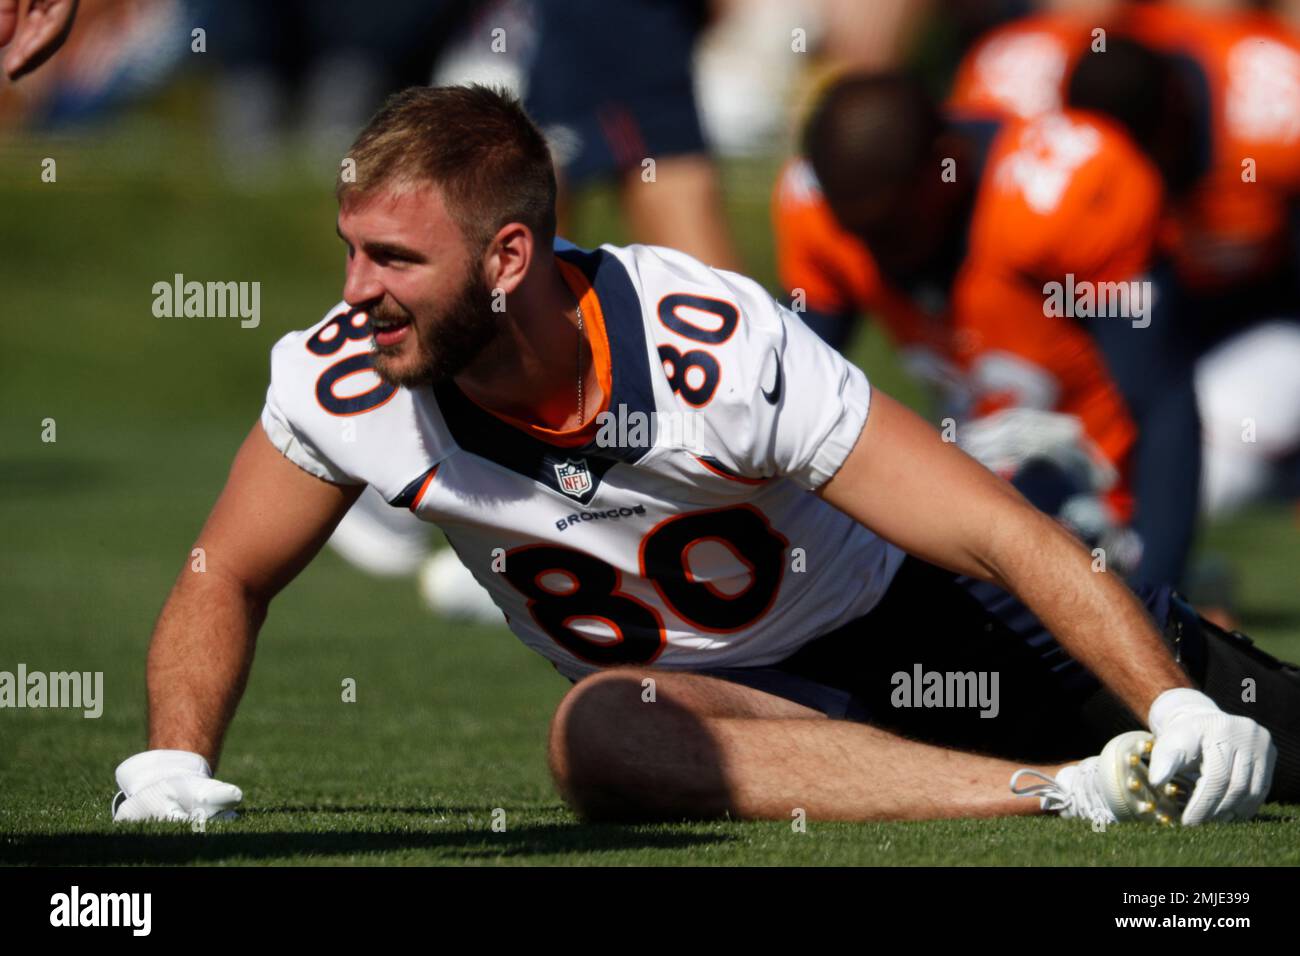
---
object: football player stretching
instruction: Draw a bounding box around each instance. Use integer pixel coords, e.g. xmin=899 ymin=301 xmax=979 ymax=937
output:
xmin=112 ymin=86 xmax=1297 ymax=828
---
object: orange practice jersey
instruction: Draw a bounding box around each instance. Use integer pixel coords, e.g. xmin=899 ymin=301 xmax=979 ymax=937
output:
xmin=773 ymin=109 xmax=1162 ymax=519
xmin=1124 ymin=4 xmax=1300 ymax=289
xmin=951 ymin=4 xmax=1300 ymax=291
xmin=948 ymin=11 xmax=1094 ymax=121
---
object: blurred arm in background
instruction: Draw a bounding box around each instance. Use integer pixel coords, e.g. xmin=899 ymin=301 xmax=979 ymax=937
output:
xmin=813 ymin=0 xmax=932 ymax=69
xmin=526 ymin=0 xmax=741 ymax=271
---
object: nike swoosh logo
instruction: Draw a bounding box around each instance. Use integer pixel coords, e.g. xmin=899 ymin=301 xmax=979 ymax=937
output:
xmin=761 ymin=349 xmax=783 ymax=405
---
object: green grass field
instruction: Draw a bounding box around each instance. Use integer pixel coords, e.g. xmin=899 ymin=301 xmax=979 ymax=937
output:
xmin=2 ymin=109 xmax=1298 ymax=866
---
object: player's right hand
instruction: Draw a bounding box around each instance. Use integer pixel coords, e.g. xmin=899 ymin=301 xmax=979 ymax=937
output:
xmin=1147 ymin=688 xmax=1275 ymax=825
xmin=111 ymin=749 xmax=243 ymax=823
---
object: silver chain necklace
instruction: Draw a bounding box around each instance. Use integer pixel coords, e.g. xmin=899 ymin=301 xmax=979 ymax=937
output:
xmin=576 ymin=302 xmax=585 ymax=425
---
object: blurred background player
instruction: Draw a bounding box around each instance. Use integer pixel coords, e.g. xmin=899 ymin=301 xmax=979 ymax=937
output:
xmin=949 ymin=0 xmax=1300 ymax=611
xmin=773 ymin=72 xmax=1160 ymax=578
xmin=945 ymin=5 xmax=1200 ymax=593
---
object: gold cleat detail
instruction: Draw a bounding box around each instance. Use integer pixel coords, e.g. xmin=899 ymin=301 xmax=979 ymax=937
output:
xmin=1096 ymin=731 xmax=1189 ymax=826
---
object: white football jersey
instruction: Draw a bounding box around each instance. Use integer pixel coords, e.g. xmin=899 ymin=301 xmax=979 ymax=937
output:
xmin=261 ymin=242 xmax=904 ymax=679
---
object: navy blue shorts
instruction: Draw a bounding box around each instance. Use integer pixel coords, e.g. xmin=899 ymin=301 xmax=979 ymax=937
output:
xmin=525 ymin=0 xmax=709 ymax=184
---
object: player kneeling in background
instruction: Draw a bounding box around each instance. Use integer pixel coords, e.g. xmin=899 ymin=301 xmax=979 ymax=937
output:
xmin=112 ymin=86 xmax=1298 ymax=829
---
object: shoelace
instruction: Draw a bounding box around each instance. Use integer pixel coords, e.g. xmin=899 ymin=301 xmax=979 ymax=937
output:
xmin=1010 ymin=769 xmax=1069 ymax=809
xmin=1010 ymin=766 xmax=1112 ymax=825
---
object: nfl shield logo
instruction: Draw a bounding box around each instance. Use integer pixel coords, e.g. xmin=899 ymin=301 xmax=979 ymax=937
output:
xmin=554 ymin=459 xmax=593 ymax=499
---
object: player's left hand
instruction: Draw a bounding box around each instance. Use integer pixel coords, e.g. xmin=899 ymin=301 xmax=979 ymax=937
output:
xmin=0 ymin=0 xmax=79 ymax=81
xmin=1147 ymin=688 xmax=1275 ymax=825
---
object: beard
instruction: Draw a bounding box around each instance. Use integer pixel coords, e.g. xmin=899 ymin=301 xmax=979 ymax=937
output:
xmin=369 ymin=269 xmax=500 ymax=389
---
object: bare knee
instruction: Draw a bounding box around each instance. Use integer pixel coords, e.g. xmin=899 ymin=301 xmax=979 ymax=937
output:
xmin=548 ymin=669 xmax=728 ymax=822
xmin=548 ymin=670 xmax=657 ymax=820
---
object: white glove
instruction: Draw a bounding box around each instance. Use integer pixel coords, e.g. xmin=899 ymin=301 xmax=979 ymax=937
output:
xmin=1148 ymin=688 xmax=1275 ymax=825
xmin=112 ymin=750 xmax=243 ymax=823
xmin=956 ymin=408 xmax=1118 ymax=494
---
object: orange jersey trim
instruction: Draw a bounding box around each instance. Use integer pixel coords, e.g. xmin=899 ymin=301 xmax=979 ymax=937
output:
xmin=408 ymin=465 xmax=440 ymax=511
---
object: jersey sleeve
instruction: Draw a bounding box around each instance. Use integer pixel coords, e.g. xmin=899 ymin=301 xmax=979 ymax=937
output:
xmin=259 ymin=303 xmax=368 ymax=486
xmin=635 ymin=246 xmax=872 ymax=491
xmin=763 ymin=300 xmax=873 ymax=491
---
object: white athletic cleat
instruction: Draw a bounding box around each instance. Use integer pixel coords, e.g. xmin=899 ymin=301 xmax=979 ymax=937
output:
xmin=1010 ymin=731 xmax=1192 ymax=826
